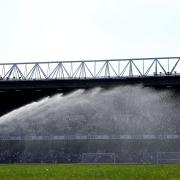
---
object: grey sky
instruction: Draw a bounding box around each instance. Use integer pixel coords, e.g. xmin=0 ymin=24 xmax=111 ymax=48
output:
xmin=0 ymin=0 xmax=180 ymax=63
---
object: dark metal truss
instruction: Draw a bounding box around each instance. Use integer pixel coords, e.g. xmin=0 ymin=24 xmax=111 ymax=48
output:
xmin=0 ymin=57 xmax=180 ymax=80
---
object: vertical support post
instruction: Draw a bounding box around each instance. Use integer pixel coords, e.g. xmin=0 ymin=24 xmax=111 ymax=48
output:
xmin=83 ymin=62 xmax=86 ymax=79
xmin=155 ymin=59 xmax=157 ymax=75
xmin=105 ymin=61 xmax=110 ymax=78
xmin=70 ymin=62 xmax=73 ymax=78
xmin=114 ymin=153 xmax=116 ymax=164
xmin=47 ymin=63 xmax=50 ymax=78
xmin=129 ymin=60 xmax=133 ymax=76
xmin=156 ymin=152 xmax=159 ymax=164
xmin=25 ymin=64 xmax=27 ymax=78
xmin=118 ymin=61 xmax=120 ymax=76
xmin=168 ymin=58 xmax=169 ymax=75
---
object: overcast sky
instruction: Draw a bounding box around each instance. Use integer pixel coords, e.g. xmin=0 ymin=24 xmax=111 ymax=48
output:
xmin=0 ymin=0 xmax=180 ymax=63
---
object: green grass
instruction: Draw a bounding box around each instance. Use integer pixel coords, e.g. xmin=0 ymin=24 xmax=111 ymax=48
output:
xmin=0 ymin=164 xmax=180 ymax=180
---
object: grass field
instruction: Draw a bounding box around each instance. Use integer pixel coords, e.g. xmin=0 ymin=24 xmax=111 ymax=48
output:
xmin=0 ymin=164 xmax=180 ymax=180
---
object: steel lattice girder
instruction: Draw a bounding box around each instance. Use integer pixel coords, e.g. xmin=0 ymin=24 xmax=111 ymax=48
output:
xmin=0 ymin=57 xmax=179 ymax=80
